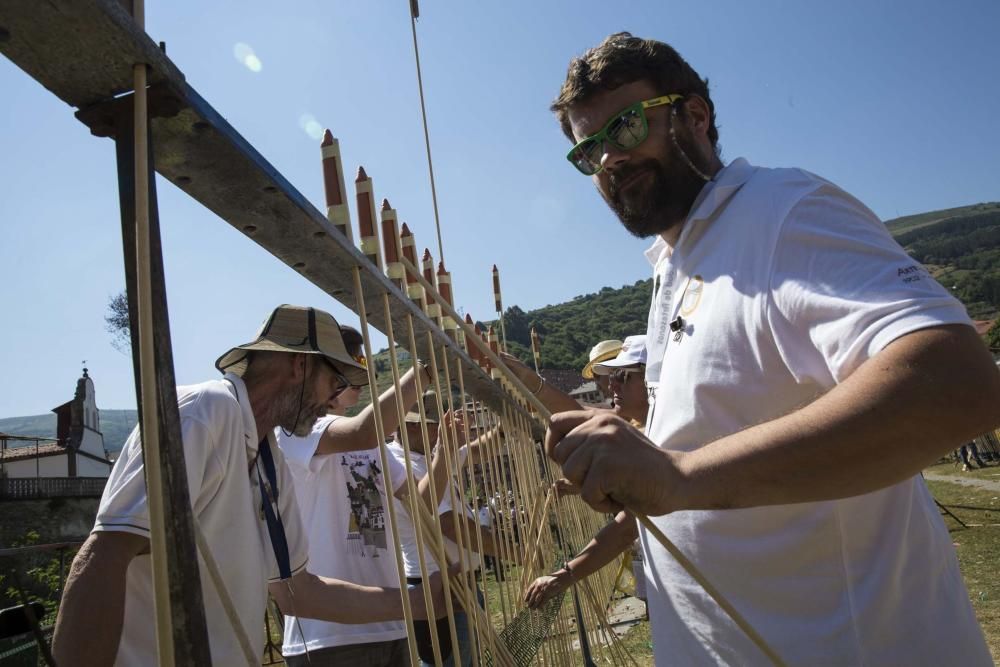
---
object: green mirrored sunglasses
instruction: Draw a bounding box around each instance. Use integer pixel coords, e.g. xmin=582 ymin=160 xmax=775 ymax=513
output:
xmin=566 ymin=94 xmax=683 ymax=176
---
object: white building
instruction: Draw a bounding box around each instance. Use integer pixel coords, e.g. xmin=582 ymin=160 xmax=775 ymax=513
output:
xmin=0 ymin=369 xmax=113 ymax=479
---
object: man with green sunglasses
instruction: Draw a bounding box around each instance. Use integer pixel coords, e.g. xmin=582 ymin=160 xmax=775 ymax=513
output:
xmin=544 ymin=32 xmax=996 ymax=666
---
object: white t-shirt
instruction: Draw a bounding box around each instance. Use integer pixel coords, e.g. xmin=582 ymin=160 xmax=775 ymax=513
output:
xmin=386 ymin=440 xmax=481 ymax=577
xmin=94 ymin=373 xmax=309 ymax=666
xmin=277 ymin=416 xmax=409 ymax=654
xmin=641 ymin=158 xmax=991 ymax=666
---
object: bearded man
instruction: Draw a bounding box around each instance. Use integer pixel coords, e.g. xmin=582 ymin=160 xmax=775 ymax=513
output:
xmin=53 ymin=305 xmax=443 ymax=666
xmin=545 ymin=33 xmax=999 ymax=665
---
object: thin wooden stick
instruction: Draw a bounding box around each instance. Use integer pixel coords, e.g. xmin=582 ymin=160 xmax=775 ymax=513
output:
xmin=351 ymin=268 xmax=421 ymax=666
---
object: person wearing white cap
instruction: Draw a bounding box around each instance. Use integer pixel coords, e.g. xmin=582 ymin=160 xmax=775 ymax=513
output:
xmin=524 ymin=336 xmax=647 ymax=610
xmin=53 ymin=305 xmax=444 ymax=667
xmin=592 ymin=335 xmax=648 ymax=425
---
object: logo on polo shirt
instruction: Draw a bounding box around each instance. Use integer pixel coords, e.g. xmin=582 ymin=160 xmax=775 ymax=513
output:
xmin=680 ymin=275 xmax=704 ymax=316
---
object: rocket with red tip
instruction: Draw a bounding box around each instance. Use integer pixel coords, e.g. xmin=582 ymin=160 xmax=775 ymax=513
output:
xmin=355 ymin=166 xmax=381 ymax=270
xmin=381 ymin=199 xmax=404 ymax=290
xmin=400 ymin=223 xmax=425 ymax=306
xmin=321 ymin=130 xmax=353 ymax=241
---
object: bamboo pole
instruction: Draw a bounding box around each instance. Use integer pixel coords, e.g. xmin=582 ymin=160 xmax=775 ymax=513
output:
xmin=351 ymin=268 xmax=421 ymax=666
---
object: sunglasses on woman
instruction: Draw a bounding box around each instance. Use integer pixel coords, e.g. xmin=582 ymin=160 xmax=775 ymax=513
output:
xmin=566 ymin=94 xmax=683 ymax=176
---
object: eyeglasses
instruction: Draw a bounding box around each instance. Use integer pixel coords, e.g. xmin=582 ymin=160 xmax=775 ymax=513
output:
xmin=566 ymin=94 xmax=683 ymax=176
xmin=608 ymin=368 xmax=644 ymax=385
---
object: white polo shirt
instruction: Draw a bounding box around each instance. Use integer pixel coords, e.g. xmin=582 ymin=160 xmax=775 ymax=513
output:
xmin=641 ymin=158 xmax=991 ymax=666
xmin=386 ymin=440 xmax=480 ymax=577
xmin=94 ymin=373 xmax=309 ymax=666
xmin=277 ymin=416 xmax=409 ymax=655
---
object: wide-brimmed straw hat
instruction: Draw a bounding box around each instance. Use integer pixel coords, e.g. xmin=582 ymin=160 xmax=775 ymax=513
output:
xmin=581 ymin=339 xmax=623 ymax=379
xmin=215 ymin=304 xmax=369 ymax=386
xmin=593 ymin=335 xmax=647 ymax=374
xmin=404 ymin=390 xmax=441 ymax=424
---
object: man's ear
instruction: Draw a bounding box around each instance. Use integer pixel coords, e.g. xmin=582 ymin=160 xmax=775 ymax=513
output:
xmin=679 ymin=95 xmax=712 ymax=139
xmin=289 ymin=353 xmax=308 ymax=382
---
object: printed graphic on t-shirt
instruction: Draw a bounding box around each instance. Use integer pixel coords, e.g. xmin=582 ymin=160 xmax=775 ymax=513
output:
xmin=341 ymin=453 xmax=388 ymax=557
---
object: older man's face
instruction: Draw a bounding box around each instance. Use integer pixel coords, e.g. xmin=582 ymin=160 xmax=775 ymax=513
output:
xmin=277 ymin=356 xmax=347 ymax=436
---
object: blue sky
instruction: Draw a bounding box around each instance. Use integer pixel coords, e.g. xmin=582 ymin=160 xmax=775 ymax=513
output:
xmin=2 ymin=0 xmax=999 ymax=416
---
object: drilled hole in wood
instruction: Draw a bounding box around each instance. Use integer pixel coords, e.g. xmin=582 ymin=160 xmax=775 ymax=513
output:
xmin=243 ymin=225 xmax=257 ymax=234
xmin=263 ymin=185 xmax=278 ymax=193
xmin=192 ymin=121 xmax=210 ymax=132
xmin=313 ymin=231 xmax=325 ymax=238
xmin=293 ymin=262 xmax=306 ymax=269
xmin=176 ymin=176 xmax=192 ymax=185
xmin=0 ymin=27 xmax=9 ymax=43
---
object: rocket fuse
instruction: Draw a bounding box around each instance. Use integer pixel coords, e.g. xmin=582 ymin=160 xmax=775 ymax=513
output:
xmin=422 ymin=249 xmax=442 ymax=326
xmin=321 ymin=130 xmax=353 ymax=242
xmin=400 ymin=223 xmax=425 ymax=307
xmin=381 ymin=199 xmax=405 ymax=290
xmin=355 ymin=167 xmax=382 ymax=270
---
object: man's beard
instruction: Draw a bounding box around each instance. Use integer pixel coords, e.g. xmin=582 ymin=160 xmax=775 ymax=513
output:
xmin=603 ymin=129 xmax=710 ymax=239
xmin=273 ymin=371 xmax=329 ymax=437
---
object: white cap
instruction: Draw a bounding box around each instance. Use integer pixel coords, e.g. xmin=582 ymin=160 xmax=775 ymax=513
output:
xmin=593 ymin=335 xmax=646 ymax=374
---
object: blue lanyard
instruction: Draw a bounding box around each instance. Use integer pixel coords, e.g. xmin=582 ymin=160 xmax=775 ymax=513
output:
xmin=256 ymin=437 xmax=292 ymax=581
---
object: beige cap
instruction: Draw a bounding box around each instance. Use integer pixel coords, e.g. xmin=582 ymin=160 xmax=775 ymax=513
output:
xmin=215 ymin=304 xmax=369 ymax=387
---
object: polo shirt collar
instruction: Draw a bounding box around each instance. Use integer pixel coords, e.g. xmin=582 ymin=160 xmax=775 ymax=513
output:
xmin=223 ymin=372 xmax=260 ymax=453
xmin=644 ymin=158 xmax=756 ymax=266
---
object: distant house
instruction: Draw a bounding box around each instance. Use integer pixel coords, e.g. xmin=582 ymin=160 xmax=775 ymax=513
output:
xmin=0 ymin=369 xmax=113 ymax=480
xmin=568 ymin=381 xmax=605 ymax=405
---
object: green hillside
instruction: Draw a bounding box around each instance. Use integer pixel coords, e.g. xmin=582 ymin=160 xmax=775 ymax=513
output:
xmin=0 ymin=410 xmax=137 ymax=455
xmin=888 ymin=202 xmax=1000 ymax=319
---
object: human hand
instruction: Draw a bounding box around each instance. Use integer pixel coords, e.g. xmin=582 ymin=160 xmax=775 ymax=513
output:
xmin=499 ymin=351 xmax=535 ymax=381
xmin=441 ymin=409 xmax=469 ymax=447
xmin=523 ymin=570 xmax=571 ymax=609
xmin=545 ymin=410 xmax=682 ymax=516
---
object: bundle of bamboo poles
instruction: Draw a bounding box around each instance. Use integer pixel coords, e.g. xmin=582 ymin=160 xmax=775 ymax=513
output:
xmin=322 ymin=130 xmax=641 ymax=666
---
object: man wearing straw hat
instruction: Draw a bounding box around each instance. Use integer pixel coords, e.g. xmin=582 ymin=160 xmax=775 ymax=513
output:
xmin=53 ymin=305 xmax=443 ymax=666
xmin=544 ymin=33 xmax=998 ymax=666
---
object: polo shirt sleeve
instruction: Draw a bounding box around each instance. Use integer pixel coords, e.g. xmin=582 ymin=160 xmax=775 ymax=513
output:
xmin=767 ymin=183 xmax=972 ymax=385
xmin=93 ymin=413 xmax=220 ymax=537
xmin=266 ymin=441 xmax=310 ymax=582
xmin=276 ymin=415 xmax=338 ymax=474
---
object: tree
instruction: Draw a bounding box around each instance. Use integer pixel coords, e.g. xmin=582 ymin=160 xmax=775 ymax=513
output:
xmin=984 ymin=318 xmax=1000 ymax=352
xmin=106 ymin=291 xmax=131 ymax=353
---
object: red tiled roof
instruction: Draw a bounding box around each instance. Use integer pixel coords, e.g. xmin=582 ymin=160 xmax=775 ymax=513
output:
xmin=0 ymin=442 xmax=66 ymax=462
xmin=539 ymin=369 xmax=588 ymax=394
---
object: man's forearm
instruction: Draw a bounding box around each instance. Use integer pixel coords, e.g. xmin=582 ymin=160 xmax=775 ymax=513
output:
xmin=675 ymin=324 xmax=1000 ymax=511
xmin=52 ymin=534 xmax=137 ymax=666
xmin=320 ymin=366 xmax=427 ymax=454
xmin=564 ymin=511 xmax=637 ymax=580
xmin=271 ymin=572 xmax=403 ymax=624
